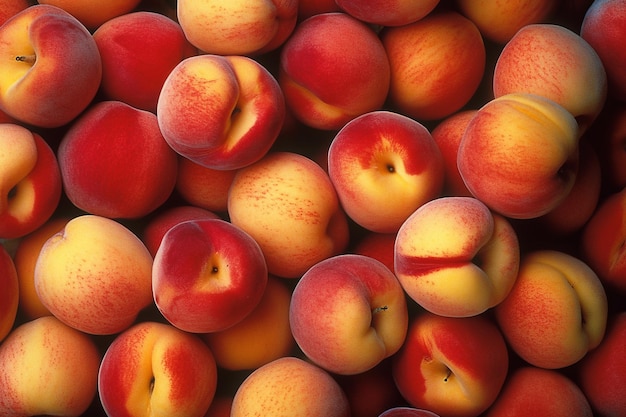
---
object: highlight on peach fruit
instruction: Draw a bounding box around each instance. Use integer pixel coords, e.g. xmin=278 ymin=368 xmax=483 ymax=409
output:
xmin=457 ymin=92 xmax=580 ymax=219
xmin=394 ymin=196 xmax=520 ymax=318
xmin=279 ymin=12 xmax=390 ymax=130
xmin=157 ymin=54 xmax=286 ymax=170
xmin=381 ymin=10 xmax=485 ymax=121
xmin=494 ymin=250 xmax=608 ymax=369
xmin=34 ymin=214 xmax=154 ymax=335
xmin=328 ymin=110 xmax=444 ymax=233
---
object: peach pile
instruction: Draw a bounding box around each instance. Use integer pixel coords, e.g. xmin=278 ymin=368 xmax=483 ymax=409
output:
xmin=0 ymin=1 xmax=625 ymax=417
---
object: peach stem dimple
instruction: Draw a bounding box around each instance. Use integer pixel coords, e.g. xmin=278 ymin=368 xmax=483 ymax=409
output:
xmin=15 ymin=55 xmax=36 ymax=64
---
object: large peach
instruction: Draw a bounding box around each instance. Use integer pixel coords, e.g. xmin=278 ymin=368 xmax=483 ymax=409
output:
xmin=0 ymin=4 xmax=102 ymax=128
xmin=279 ymin=12 xmax=390 ymax=130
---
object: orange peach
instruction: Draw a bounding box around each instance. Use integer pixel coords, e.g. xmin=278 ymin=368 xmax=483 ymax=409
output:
xmin=34 ymin=214 xmax=154 ymax=335
xmin=175 ymin=157 xmax=238 ymax=213
xmin=57 ymin=100 xmax=179 ymax=219
xmin=279 ymin=12 xmax=390 ymax=130
xmin=93 ymin=11 xmax=198 ymax=112
xmin=457 ymin=93 xmax=580 ymax=219
xmin=202 ymin=276 xmax=295 ymax=371
xmin=493 ymin=23 xmax=607 ymax=134
xmin=381 ymin=11 xmax=485 ymax=121
xmin=227 ymin=151 xmax=350 ymax=278
xmin=327 ymin=110 xmax=444 ymax=233
xmin=0 ymin=243 xmax=18 ymax=342
xmin=231 ymin=356 xmax=351 ymax=417
xmin=335 ymin=0 xmax=440 ymax=26
xmin=157 ymin=54 xmax=286 ymax=170
xmin=0 ymin=4 xmax=102 ymax=128
xmin=494 ymin=250 xmax=608 ymax=369
xmin=0 ymin=315 xmax=101 ymax=416
xmin=177 ymin=0 xmax=298 ymax=55
xmin=12 ymin=217 xmax=68 ymax=320
xmin=38 ymin=0 xmax=142 ymax=29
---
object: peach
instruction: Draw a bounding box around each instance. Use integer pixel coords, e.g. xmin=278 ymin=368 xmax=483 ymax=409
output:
xmin=493 ymin=23 xmax=607 ymax=134
xmin=279 ymin=12 xmax=391 ymax=130
xmin=380 ymin=11 xmax=485 ymax=121
xmin=394 ymin=196 xmax=520 ymax=317
xmin=0 ymin=315 xmax=101 ymax=416
xmin=577 ymin=311 xmax=626 ymax=417
xmin=0 ymin=4 xmax=102 ymax=128
xmin=0 ymin=243 xmax=18 ymax=342
xmin=484 ymin=366 xmax=593 ymax=417
xmin=157 ymin=54 xmax=286 ymax=170
xmin=581 ymin=0 xmax=626 ymax=102
xmin=494 ymin=250 xmax=608 ymax=369
xmin=98 ymin=321 xmax=218 ymax=417
xmin=430 ymin=109 xmax=477 ymax=197
xmin=93 ymin=11 xmax=198 ymax=112
xmin=177 ymin=0 xmax=298 ymax=55
xmin=335 ymin=0 xmax=440 ymax=26
xmin=457 ymin=93 xmax=580 ymax=219
xmin=227 ymin=151 xmax=350 ymax=278
xmin=175 ymin=157 xmax=238 ymax=213
xmin=392 ymin=312 xmax=509 ymax=417
xmin=230 ymin=356 xmax=351 ymax=417
xmin=327 ymin=110 xmax=444 ymax=233
xmin=202 ymin=276 xmax=295 ymax=371
xmin=57 ymin=100 xmax=179 ymax=219
xmin=456 ymin=0 xmax=558 ymax=43
xmin=0 ymin=0 xmax=29 ymax=26
xmin=12 ymin=217 xmax=68 ymax=320
xmin=38 ymin=0 xmax=142 ymax=29
xmin=581 ymin=186 xmax=626 ymax=292
xmin=0 ymin=123 xmax=62 ymax=239
xmin=141 ymin=205 xmax=220 ymax=257
xmin=34 ymin=214 xmax=154 ymax=335
xmin=152 ymin=218 xmax=268 ymax=333
xmin=290 ymin=254 xmax=409 ymax=375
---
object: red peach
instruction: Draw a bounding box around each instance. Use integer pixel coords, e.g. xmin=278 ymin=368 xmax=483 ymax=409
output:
xmin=0 ymin=243 xmax=18 ymax=342
xmin=38 ymin=0 xmax=142 ymax=29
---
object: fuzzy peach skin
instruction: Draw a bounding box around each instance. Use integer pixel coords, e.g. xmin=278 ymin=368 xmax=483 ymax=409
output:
xmin=581 ymin=0 xmax=626 ymax=102
xmin=34 ymin=215 xmax=154 ymax=335
xmin=177 ymin=0 xmax=298 ymax=56
xmin=141 ymin=205 xmax=220 ymax=257
xmin=494 ymin=250 xmax=608 ymax=369
xmin=456 ymin=0 xmax=558 ymax=44
xmin=279 ymin=12 xmax=390 ymax=131
xmin=0 ymin=243 xmax=18 ymax=342
xmin=457 ymin=93 xmax=580 ymax=219
xmin=395 ymin=196 xmax=520 ymax=318
xmin=392 ymin=312 xmax=509 ymax=417
xmin=484 ymin=366 xmax=593 ymax=417
xmin=175 ymin=157 xmax=238 ymax=213
xmin=335 ymin=0 xmax=439 ymax=26
xmin=38 ymin=0 xmax=142 ymax=29
xmin=58 ymin=100 xmax=179 ymax=219
xmin=327 ymin=110 xmax=444 ymax=233
xmin=290 ymin=254 xmax=409 ymax=375
xmin=581 ymin=186 xmax=626 ymax=292
xmin=0 ymin=123 xmax=62 ymax=239
xmin=93 ymin=11 xmax=198 ymax=112
xmin=227 ymin=151 xmax=350 ymax=278
xmin=0 ymin=316 xmax=101 ymax=416
xmin=230 ymin=356 xmax=351 ymax=417
xmin=493 ymin=23 xmax=607 ymax=134
xmin=157 ymin=54 xmax=285 ymax=171
xmin=380 ymin=11 xmax=485 ymax=121
xmin=0 ymin=0 xmax=29 ymax=26
xmin=431 ymin=109 xmax=477 ymax=197
xmin=202 ymin=276 xmax=295 ymax=371
xmin=153 ymin=218 xmax=268 ymax=333
xmin=12 ymin=217 xmax=68 ymax=320
xmin=98 ymin=321 xmax=218 ymax=417
xmin=577 ymin=311 xmax=626 ymax=417
xmin=0 ymin=4 xmax=102 ymax=128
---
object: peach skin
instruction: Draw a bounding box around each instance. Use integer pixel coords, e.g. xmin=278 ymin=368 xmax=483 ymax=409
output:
xmin=0 ymin=0 xmax=29 ymax=26
xmin=38 ymin=0 xmax=142 ymax=29
xmin=394 ymin=196 xmax=520 ymax=317
xmin=457 ymin=93 xmax=580 ymax=219
xmin=335 ymin=0 xmax=440 ymax=26
xmin=0 ymin=243 xmax=18 ymax=342
xmin=494 ymin=250 xmax=608 ymax=369
xmin=175 ymin=157 xmax=238 ymax=213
